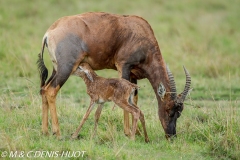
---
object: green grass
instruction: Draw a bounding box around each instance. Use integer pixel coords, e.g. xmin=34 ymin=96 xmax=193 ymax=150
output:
xmin=0 ymin=0 xmax=240 ymax=159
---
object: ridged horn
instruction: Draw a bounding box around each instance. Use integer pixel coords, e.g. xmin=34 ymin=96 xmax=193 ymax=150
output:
xmin=166 ymin=65 xmax=177 ymax=100
xmin=180 ymin=66 xmax=191 ymax=101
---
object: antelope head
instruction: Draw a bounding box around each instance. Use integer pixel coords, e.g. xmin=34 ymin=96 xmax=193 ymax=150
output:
xmin=164 ymin=65 xmax=191 ymax=138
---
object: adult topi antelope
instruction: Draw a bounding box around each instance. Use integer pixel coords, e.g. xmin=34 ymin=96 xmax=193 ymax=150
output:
xmin=37 ymin=12 xmax=191 ymax=139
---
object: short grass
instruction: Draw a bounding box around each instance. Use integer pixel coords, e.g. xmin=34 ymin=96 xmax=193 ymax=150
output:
xmin=0 ymin=0 xmax=240 ymax=159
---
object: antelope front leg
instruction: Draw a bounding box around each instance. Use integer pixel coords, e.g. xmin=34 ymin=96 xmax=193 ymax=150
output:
xmin=117 ymin=65 xmax=131 ymax=137
xmin=72 ymin=101 xmax=95 ymax=139
xmin=42 ymin=94 xmax=49 ymax=135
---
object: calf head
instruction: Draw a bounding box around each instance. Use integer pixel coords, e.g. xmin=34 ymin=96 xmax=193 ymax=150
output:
xmin=73 ymin=63 xmax=94 ymax=82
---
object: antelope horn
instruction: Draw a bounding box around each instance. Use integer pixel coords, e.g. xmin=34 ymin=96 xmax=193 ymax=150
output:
xmin=180 ymin=66 xmax=191 ymax=101
xmin=166 ymin=65 xmax=177 ymax=100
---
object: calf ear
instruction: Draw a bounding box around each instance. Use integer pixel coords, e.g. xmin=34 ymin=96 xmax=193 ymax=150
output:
xmin=78 ymin=66 xmax=84 ymax=71
xmin=83 ymin=70 xmax=94 ymax=82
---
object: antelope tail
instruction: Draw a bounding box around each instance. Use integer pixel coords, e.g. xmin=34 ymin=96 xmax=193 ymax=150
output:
xmin=37 ymin=37 xmax=48 ymax=89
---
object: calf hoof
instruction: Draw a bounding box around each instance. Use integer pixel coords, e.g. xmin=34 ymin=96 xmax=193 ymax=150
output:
xmin=135 ymin=127 xmax=142 ymax=136
xmin=71 ymin=133 xmax=80 ymax=140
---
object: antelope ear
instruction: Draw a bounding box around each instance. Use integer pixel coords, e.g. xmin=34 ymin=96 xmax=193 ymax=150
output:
xmin=158 ymin=82 xmax=166 ymax=100
xmin=83 ymin=70 xmax=94 ymax=82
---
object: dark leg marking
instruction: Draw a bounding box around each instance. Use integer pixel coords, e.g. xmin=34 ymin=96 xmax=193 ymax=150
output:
xmin=130 ymin=77 xmax=138 ymax=96
xmin=45 ymin=68 xmax=56 ymax=85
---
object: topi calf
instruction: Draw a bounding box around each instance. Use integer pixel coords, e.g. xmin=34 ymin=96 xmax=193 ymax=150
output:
xmin=71 ymin=63 xmax=149 ymax=142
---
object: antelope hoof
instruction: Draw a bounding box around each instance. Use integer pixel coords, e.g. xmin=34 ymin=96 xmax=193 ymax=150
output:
xmin=42 ymin=131 xmax=49 ymax=136
xmin=145 ymin=138 xmax=150 ymax=143
xmin=124 ymin=130 xmax=132 ymax=137
xmin=52 ymin=132 xmax=62 ymax=139
xmin=130 ymin=136 xmax=135 ymax=141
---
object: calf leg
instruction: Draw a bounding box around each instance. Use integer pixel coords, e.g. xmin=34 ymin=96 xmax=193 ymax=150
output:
xmin=123 ymin=111 xmax=131 ymax=136
xmin=139 ymin=111 xmax=149 ymax=143
xmin=72 ymin=101 xmax=96 ymax=139
xmin=92 ymin=104 xmax=104 ymax=138
xmin=115 ymin=101 xmax=140 ymax=141
xmin=130 ymin=77 xmax=142 ymax=136
xmin=130 ymin=111 xmax=140 ymax=141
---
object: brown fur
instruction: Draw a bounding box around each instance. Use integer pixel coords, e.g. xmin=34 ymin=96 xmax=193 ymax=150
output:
xmin=38 ymin=12 xmax=189 ymax=138
xmin=71 ymin=63 xmax=149 ymax=142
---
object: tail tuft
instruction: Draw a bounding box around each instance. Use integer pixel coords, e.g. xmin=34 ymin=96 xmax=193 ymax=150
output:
xmin=37 ymin=53 xmax=48 ymax=88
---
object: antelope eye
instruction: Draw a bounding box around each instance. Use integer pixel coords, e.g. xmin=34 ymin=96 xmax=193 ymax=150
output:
xmin=177 ymin=111 xmax=181 ymax=118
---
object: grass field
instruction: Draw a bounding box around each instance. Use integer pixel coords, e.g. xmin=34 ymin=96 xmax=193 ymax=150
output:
xmin=0 ymin=0 xmax=240 ymax=159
